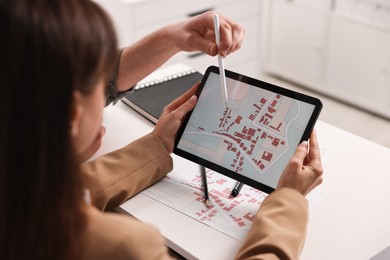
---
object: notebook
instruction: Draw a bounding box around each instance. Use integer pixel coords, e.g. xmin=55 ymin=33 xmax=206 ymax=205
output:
xmin=122 ymin=63 xmax=203 ymax=124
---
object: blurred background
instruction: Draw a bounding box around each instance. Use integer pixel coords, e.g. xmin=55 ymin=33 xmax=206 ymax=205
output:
xmin=94 ymin=0 xmax=390 ymax=148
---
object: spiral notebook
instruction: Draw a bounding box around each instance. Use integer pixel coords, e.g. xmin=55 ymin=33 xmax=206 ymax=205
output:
xmin=122 ymin=63 xmax=203 ymax=124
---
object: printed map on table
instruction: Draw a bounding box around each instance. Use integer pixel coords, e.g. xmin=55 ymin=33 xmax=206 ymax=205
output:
xmin=176 ymin=72 xmax=316 ymax=189
xmin=143 ymin=164 xmax=267 ymax=241
xmin=142 ymin=157 xmax=327 ymax=241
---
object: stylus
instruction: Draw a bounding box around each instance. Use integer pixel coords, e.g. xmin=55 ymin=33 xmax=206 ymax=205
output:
xmin=201 ymin=166 xmax=210 ymax=207
xmin=213 ymin=14 xmax=229 ymax=106
xmin=231 ymin=181 xmax=244 ymax=197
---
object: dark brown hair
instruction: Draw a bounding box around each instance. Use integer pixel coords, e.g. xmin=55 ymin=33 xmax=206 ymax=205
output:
xmin=0 ymin=0 xmax=117 ymax=259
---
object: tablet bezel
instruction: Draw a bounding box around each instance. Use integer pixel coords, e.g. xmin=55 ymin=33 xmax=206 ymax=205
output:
xmin=173 ymin=66 xmax=322 ymax=194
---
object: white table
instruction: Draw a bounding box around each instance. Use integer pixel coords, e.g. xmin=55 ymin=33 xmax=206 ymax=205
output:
xmin=93 ymin=101 xmax=390 ymax=260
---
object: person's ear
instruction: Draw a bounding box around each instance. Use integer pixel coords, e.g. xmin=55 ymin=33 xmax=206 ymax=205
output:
xmin=70 ymin=90 xmax=84 ymax=138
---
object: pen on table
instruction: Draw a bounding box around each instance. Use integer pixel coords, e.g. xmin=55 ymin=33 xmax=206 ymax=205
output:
xmin=230 ymin=181 xmax=244 ymax=197
xmin=200 ymin=166 xmax=210 ymax=207
xmin=213 ymin=14 xmax=228 ymax=106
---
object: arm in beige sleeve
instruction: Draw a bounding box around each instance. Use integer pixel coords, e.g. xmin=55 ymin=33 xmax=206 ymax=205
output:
xmin=81 ymin=133 xmax=173 ymax=211
xmin=235 ymin=188 xmax=309 ymax=260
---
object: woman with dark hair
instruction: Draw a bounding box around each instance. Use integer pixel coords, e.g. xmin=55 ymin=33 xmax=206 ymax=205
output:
xmin=0 ymin=0 xmax=323 ymax=259
xmin=1 ymin=1 xmax=119 ymax=259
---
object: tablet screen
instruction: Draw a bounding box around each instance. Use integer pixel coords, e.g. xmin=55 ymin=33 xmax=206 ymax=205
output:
xmin=174 ymin=66 xmax=322 ymax=193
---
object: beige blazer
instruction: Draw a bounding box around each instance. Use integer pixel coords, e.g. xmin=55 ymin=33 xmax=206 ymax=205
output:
xmin=81 ymin=133 xmax=308 ymax=260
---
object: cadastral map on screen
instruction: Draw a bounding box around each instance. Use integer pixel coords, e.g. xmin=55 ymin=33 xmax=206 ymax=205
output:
xmin=177 ymin=72 xmax=316 ymax=189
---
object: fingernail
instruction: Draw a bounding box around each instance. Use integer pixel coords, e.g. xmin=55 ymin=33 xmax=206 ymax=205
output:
xmin=301 ymin=141 xmax=308 ymax=147
xmin=190 ymin=95 xmax=197 ymax=102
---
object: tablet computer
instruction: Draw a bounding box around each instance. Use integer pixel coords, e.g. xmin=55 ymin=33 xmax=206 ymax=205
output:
xmin=173 ymin=66 xmax=322 ymax=193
